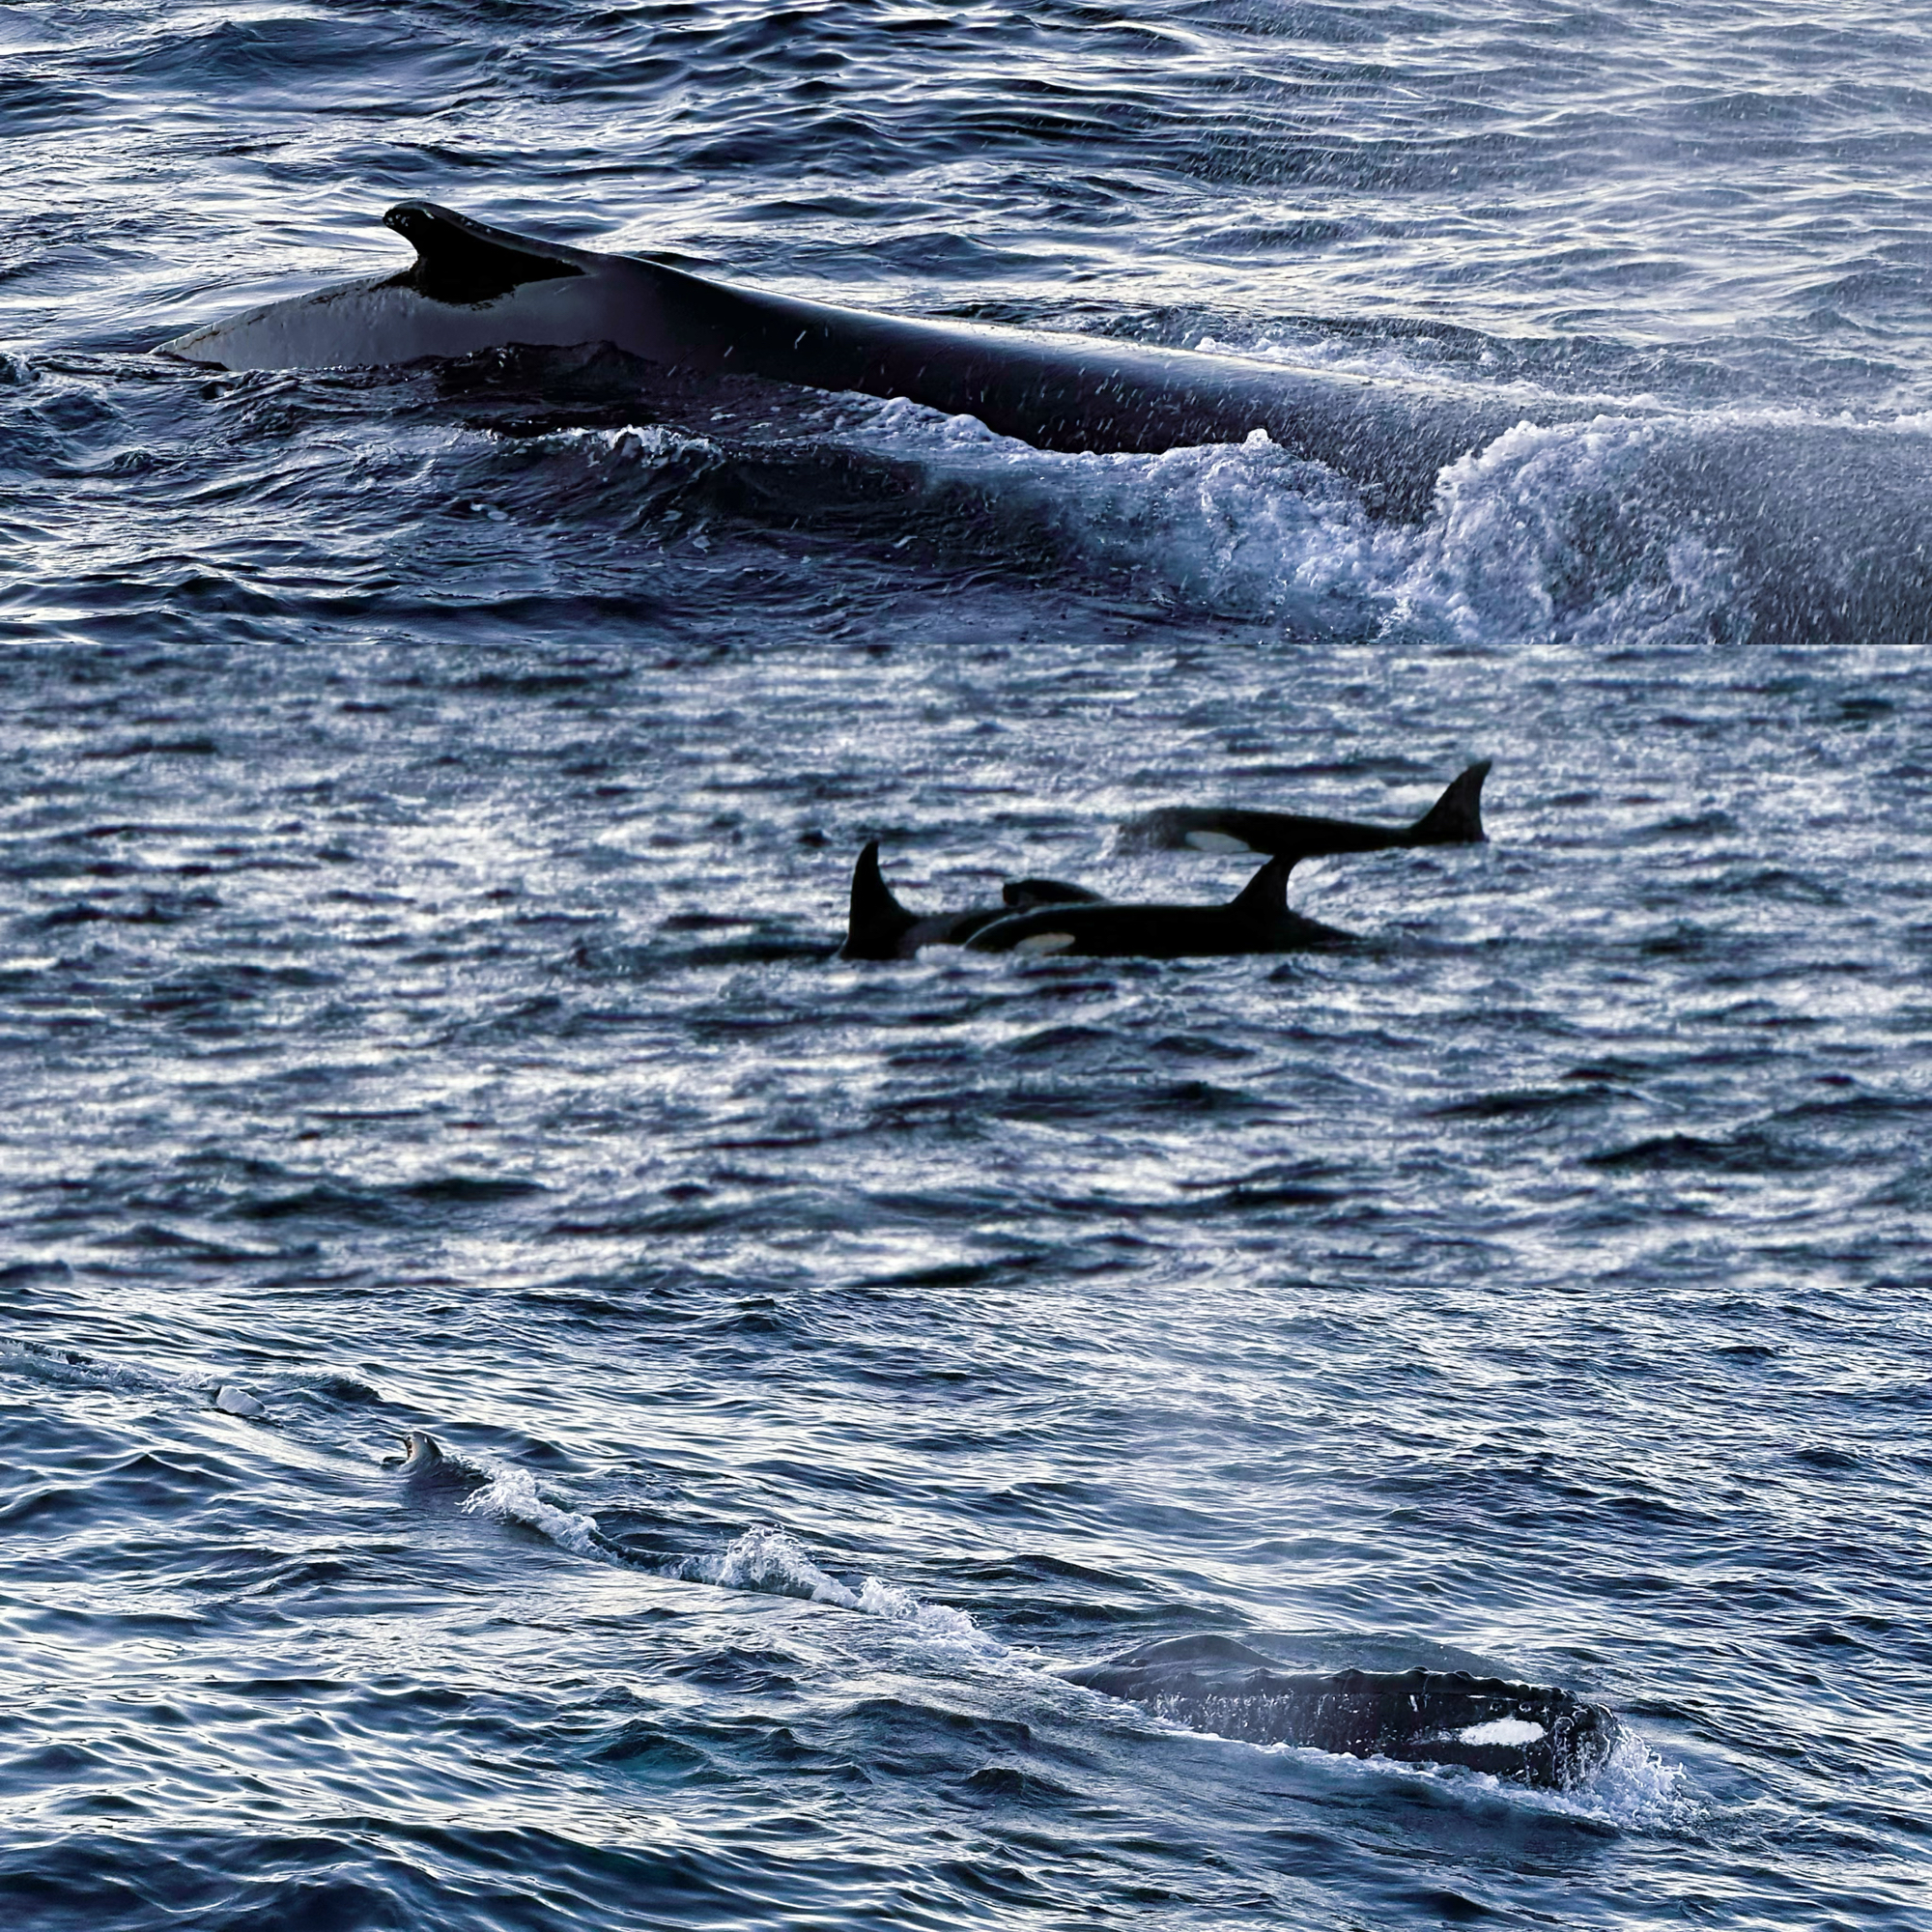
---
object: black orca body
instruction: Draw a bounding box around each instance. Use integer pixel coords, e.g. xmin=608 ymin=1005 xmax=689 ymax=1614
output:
xmin=843 ymin=840 xmax=1102 ymax=961
xmin=1061 ymin=1636 xmax=1618 ymax=1791
xmin=966 ymin=853 xmax=1348 ymax=959
xmin=159 ymin=206 xmax=1592 ymax=519
xmin=1121 ymin=760 xmax=1490 ymax=860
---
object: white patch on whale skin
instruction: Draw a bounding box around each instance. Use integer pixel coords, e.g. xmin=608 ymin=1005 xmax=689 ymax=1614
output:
xmin=1458 ymin=1717 xmax=1546 ymax=1747
xmin=1013 ymin=931 xmax=1077 ymax=953
xmin=1184 ymin=830 xmax=1254 ymax=854
xmin=211 ymin=1385 xmax=268 ymax=1418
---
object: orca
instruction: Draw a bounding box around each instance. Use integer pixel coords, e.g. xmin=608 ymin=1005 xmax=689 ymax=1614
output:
xmin=158 ymin=205 xmax=1577 ymax=520
xmin=965 ymin=852 xmax=1348 ymax=958
xmin=842 ymin=839 xmax=1103 ymax=960
xmin=1060 ymin=1635 xmax=1618 ymax=1791
xmin=1120 ymin=760 xmax=1490 ymax=860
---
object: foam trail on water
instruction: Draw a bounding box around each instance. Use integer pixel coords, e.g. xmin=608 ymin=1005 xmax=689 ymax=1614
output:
xmin=461 ymin=1480 xmax=987 ymax=1645
xmin=0 ymin=1339 xmax=270 ymax=1415
xmin=668 ymin=1524 xmax=991 ymax=1647
xmin=461 ymin=1463 xmax=625 ymax=1566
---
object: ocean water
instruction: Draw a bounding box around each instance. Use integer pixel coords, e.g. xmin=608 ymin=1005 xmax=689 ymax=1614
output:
xmin=4 ymin=2 xmax=1931 ymax=1926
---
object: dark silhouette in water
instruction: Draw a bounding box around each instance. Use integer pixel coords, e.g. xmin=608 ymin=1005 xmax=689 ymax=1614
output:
xmin=159 ymin=209 xmax=1588 ymax=520
xmin=1120 ymin=760 xmax=1490 ymax=859
xmin=842 ymin=840 xmax=1102 ymax=960
xmin=966 ymin=853 xmax=1350 ymax=958
xmin=1061 ymin=1635 xmax=1617 ymax=1790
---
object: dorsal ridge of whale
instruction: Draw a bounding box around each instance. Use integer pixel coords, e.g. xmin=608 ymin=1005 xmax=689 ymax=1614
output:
xmin=384 ymin=201 xmax=586 ymax=303
xmin=156 ymin=205 xmax=1597 ymax=517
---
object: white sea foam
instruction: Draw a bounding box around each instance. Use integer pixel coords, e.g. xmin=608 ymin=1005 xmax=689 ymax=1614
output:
xmin=457 ymin=1481 xmax=987 ymax=1646
xmin=461 ymin=1463 xmax=623 ymax=1566
xmin=668 ymin=1524 xmax=989 ymax=1646
xmin=1236 ymin=1724 xmax=1696 ymax=1831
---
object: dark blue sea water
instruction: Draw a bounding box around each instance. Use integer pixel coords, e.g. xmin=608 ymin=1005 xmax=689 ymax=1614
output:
xmin=5 ymin=3 xmax=1932 ymax=1926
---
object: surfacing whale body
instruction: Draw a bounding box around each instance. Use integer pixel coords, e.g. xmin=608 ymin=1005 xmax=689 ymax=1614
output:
xmin=966 ymin=853 xmax=1348 ymax=958
xmin=842 ymin=839 xmax=1103 ymax=960
xmin=376 ymin=1446 xmax=1616 ymax=1790
xmin=161 ymin=205 xmax=1580 ymax=519
xmin=1061 ymin=1635 xmax=1617 ymax=1790
xmin=1120 ymin=760 xmax=1490 ymax=859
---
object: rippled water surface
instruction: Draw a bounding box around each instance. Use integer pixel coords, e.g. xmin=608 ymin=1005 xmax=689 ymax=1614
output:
xmin=4 ymin=3 xmax=1931 ymax=1927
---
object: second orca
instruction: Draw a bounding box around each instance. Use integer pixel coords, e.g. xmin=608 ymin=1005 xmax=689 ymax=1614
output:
xmin=966 ymin=853 xmax=1349 ymax=959
xmin=1120 ymin=760 xmax=1490 ymax=859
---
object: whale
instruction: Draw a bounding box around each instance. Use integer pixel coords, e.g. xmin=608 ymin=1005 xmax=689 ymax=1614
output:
xmin=965 ymin=852 xmax=1348 ymax=958
xmin=369 ymin=1434 xmax=1619 ymax=1789
xmin=384 ymin=1430 xmax=485 ymax=1488
xmin=1120 ymin=760 xmax=1490 ymax=860
xmin=1060 ymin=1635 xmax=1618 ymax=1790
xmin=842 ymin=839 xmax=1104 ymax=960
xmin=158 ymin=204 xmax=1583 ymax=520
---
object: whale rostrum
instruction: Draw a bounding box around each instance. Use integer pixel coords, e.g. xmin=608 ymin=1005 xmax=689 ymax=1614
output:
xmin=1060 ymin=1635 xmax=1619 ymax=1790
xmin=160 ymin=206 xmax=1600 ymax=519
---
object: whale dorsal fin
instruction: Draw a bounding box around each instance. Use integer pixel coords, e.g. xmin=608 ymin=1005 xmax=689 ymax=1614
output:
xmin=1227 ymin=852 xmax=1296 ymax=918
xmin=383 ymin=202 xmax=584 ymax=303
xmin=843 ymin=841 xmax=919 ymax=959
xmin=1407 ymin=759 xmax=1490 ymax=843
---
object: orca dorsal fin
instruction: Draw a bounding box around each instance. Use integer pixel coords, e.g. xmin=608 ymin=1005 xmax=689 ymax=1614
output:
xmin=843 ymin=841 xmax=918 ymax=959
xmin=1227 ymin=852 xmax=1297 ymax=918
xmin=1407 ymin=759 xmax=1490 ymax=843
xmin=384 ymin=202 xmax=584 ymax=302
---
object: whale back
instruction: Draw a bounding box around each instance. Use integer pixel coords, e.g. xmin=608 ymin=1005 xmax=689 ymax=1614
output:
xmin=1061 ymin=1636 xmax=1617 ymax=1789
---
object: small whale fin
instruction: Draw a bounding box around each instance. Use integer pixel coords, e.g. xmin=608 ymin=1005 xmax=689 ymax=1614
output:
xmin=1406 ymin=759 xmax=1490 ymax=844
xmin=383 ymin=202 xmax=584 ymax=303
xmin=842 ymin=840 xmax=919 ymax=960
xmin=394 ymin=1430 xmax=447 ymax=1473
xmin=1002 ymin=877 xmax=1106 ymax=909
xmin=1227 ymin=852 xmax=1297 ymax=917
xmin=211 ymin=1384 xmax=267 ymax=1419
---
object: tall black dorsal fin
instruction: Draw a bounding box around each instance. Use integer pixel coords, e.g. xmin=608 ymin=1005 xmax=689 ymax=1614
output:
xmin=842 ymin=841 xmax=919 ymax=960
xmin=1227 ymin=852 xmax=1297 ymax=918
xmin=383 ymin=202 xmax=583 ymax=303
xmin=1407 ymin=759 xmax=1490 ymax=843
